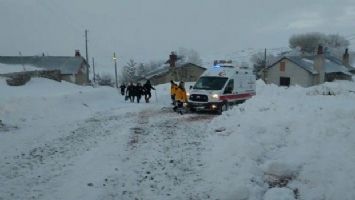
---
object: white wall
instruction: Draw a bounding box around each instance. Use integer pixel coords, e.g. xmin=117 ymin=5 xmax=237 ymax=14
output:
xmin=266 ymin=59 xmax=314 ymax=87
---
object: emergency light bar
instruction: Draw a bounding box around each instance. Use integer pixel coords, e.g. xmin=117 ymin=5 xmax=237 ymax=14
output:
xmin=213 ymin=60 xmax=233 ymax=65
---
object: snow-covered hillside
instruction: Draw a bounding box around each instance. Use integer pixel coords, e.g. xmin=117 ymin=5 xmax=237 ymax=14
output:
xmin=1 ymin=77 xmax=355 ymax=200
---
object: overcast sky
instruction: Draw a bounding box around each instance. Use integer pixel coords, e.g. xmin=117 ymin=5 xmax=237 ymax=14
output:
xmin=1 ymin=0 xmax=354 ymax=70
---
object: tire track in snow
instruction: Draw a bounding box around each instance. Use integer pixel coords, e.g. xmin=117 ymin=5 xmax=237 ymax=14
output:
xmin=98 ymin=109 xmax=215 ymax=200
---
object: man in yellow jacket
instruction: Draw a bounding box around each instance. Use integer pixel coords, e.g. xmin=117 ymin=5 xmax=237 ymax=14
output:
xmin=173 ymin=81 xmax=187 ymax=114
xmin=170 ymin=80 xmax=178 ymax=105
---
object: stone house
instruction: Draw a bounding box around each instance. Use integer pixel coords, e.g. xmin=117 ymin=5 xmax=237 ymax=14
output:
xmin=262 ymin=47 xmax=354 ymax=87
xmin=0 ymin=51 xmax=90 ymax=85
xmin=143 ymin=63 xmax=206 ymax=85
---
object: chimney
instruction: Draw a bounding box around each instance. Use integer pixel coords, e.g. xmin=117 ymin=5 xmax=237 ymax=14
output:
xmin=313 ymin=45 xmax=325 ymax=84
xmin=75 ymin=50 xmax=81 ymax=57
xmin=342 ymin=48 xmax=350 ymax=67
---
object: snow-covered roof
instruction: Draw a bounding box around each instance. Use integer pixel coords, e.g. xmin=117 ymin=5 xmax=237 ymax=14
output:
xmin=0 ymin=56 xmax=88 ymax=75
xmin=0 ymin=63 xmax=44 ymax=74
xmin=324 ymin=59 xmax=352 ymax=75
xmin=145 ymin=65 xmax=170 ymax=79
xmin=145 ymin=62 xmax=205 ymax=80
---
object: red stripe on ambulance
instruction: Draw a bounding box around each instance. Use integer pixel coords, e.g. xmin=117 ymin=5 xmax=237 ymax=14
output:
xmin=219 ymin=93 xmax=255 ymax=101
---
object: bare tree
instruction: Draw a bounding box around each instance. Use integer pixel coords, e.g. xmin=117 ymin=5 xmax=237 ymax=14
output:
xmin=177 ymin=47 xmax=203 ymax=66
xmin=136 ymin=63 xmax=146 ymax=77
xmin=289 ymin=32 xmax=349 ymax=55
xmin=120 ymin=59 xmax=137 ymax=82
xmin=97 ymin=73 xmax=114 ymax=87
xmin=250 ymin=51 xmax=276 ymax=77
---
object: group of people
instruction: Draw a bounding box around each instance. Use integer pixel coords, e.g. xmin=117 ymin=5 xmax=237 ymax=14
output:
xmin=170 ymin=80 xmax=188 ymax=114
xmin=120 ymin=80 xmax=155 ymax=103
xmin=120 ymin=79 xmax=188 ymax=115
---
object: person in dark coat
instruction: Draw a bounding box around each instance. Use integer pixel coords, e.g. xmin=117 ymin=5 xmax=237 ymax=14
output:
xmin=143 ymin=80 xmax=155 ymax=103
xmin=126 ymin=82 xmax=135 ymax=102
xmin=119 ymin=83 xmax=126 ymax=96
xmin=135 ymin=83 xmax=144 ymax=103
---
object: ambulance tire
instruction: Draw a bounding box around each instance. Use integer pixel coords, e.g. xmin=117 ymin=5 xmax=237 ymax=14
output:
xmin=217 ymin=101 xmax=228 ymax=115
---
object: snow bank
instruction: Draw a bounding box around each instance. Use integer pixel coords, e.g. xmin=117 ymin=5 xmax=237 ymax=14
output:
xmin=0 ymin=77 xmax=125 ymax=155
xmin=202 ymin=79 xmax=355 ymax=200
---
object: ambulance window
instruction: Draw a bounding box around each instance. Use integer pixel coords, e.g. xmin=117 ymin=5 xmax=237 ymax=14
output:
xmin=194 ymin=77 xmax=228 ymax=90
xmin=224 ymin=79 xmax=234 ymax=94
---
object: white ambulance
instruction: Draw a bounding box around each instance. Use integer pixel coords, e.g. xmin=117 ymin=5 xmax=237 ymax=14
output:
xmin=187 ymin=60 xmax=256 ymax=114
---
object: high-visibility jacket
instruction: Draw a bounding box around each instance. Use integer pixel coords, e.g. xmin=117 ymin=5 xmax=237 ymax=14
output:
xmin=170 ymin=85 xmax=178 ymax=96
xmin=175 ymin=87 xmax=187 ymax=102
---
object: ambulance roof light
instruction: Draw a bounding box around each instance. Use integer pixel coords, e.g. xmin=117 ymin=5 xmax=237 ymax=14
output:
xmin=213 ymin=60 xmax=233 ymax=65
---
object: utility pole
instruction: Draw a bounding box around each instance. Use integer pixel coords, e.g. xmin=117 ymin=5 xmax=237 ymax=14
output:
xmin=85 ymin=30 xmax=89 ymax=62
xmin=264 ymin=48 xmax=267 ymax=67
xmin=85 ymin=29 xmax=90 ymax=83
xmin=263 ymin=48 xmax=267 ymax=81
xmin=92 ymin=57 xmax=96 ymax=83
xmin=113 ymin=52 xmax=118 ymax=88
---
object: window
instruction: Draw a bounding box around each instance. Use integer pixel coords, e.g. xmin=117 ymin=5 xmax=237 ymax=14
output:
xmin=224 ymin=79 xmax=234 ymax=94
xmin=280 ymin=77 xmax=290 ymax=86
xmin=280 ymin=61 xmax=286 ymax=72
xmin=193 ymin=76 xmax=228 ymax=90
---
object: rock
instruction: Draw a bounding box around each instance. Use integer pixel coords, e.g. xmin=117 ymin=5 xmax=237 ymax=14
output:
xmin=6 ymin=74 xmax=31 ymax=86
xmin=87 ymin=183 xmax=94 ymax=187
xmin=264 ymin=162 xmax=299 ymax=188
xmin=215 ymin=127 xmax=226 ymax=132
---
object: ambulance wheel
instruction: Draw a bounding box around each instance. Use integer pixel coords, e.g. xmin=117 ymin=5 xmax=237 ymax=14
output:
xmin=217 ymin=102 xmax=228 ymax=115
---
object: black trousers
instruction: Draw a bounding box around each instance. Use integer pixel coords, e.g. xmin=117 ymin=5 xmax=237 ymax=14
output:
xmin=145 ymin=92 xmax=151 ymax=102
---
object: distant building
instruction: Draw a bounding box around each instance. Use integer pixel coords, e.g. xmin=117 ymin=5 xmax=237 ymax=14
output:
xmin=0 ymin=51 xmax=90 ymax=85
xmin=142 ymin=63 xmax=206 ymax=85
xmin=262 ymin=47 xmax=354 ymax=87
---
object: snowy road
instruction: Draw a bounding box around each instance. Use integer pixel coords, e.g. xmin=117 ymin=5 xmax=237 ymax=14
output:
xmin=3 ymin=78 xmax=355 ymax=199
xmin=0 ymin=105 xmax=215 ymax=200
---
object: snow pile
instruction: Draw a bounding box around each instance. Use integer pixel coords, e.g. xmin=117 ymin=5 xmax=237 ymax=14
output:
xmin=264 ymin=188 xmax=295 ymax=200
xmin=0 ymin=77 xmax=125 ymax=155
xmin=202 ymin=79 xmax=355 ymax=199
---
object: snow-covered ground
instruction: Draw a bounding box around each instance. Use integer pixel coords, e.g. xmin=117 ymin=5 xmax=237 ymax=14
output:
xmin=1 ymin=76 xmax=355 ymax=200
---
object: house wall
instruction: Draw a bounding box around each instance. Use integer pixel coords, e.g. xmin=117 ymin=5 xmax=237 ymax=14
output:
xmin=62 ymin=64 xmax=89 ymax=85
xmin=266 ymin=59 xmax=314 ymax=87
xmin=75 ymin=67 xmax=88 ymax=85
xmin=326 ymin=73 xmax=352 ymax=82
xmin=177 ymin=65 xmax=205 ymax=82
xmin=62 ymin=74 xmax=75 ymax=83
